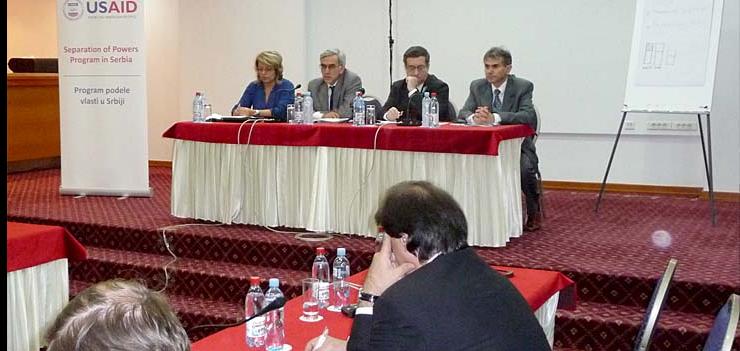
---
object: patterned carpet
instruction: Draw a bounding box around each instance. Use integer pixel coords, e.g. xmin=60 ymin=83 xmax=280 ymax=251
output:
xmin=7 ymin=167 xmax=740 ymax=350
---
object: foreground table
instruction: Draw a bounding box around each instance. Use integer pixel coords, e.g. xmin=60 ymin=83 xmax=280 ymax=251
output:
xmin=7 ymin=222 xmax=88 ymax=351
xmin=192 ymin=266 xmax=576 ymax=350
xmin=163 ymin=122 xmax=534 ymax=247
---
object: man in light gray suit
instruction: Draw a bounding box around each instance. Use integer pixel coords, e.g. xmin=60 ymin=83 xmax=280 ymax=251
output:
xmin=308 ymin=49 xmax=363 ymax=119
xmin=459 ymin=47 xmax=542 ymax=231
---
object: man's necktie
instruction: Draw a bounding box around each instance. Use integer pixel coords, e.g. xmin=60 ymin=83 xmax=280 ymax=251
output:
xmin=328 ymin=86 xmax=335 ymax=111
xmin=493 ymin=88 xmax=502 ymax=112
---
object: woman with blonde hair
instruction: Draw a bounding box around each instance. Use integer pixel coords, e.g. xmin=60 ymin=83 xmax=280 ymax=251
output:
xmin=232 ymin=50 xmax=295 ymax=121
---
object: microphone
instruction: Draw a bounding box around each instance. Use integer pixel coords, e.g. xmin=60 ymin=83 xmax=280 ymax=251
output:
xmin=399 ymin=90 xmax=423 ymax=126
xmin=189 ymin=296 xmax=286 ymax=332
xmin=293 ymin=83 xmax=302 ymax=91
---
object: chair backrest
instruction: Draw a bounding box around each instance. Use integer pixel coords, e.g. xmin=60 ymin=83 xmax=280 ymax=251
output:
xmin=532 ymin=104 xmax=541 ymax=143
xmin=633 ymin=258 xmax=678 ymax=351
xmin=703 ymin=294 xmax=740 ymax=351
xmin=447 ymin=100 xmax=457 ymax=121
xmin=362 ymin=95 xmax=384 ymax=117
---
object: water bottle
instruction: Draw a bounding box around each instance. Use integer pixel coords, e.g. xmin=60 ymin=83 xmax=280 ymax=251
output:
xmin=264 ymin=278 xmax=285 ymax=351
xmin=331 ymin=248 xmax=351 ymax=311
xmin=430 ymin=92 xmax=440 ymax=128
xmin=352 ymin=92 xmax=365 ymax=126
xmin=245 ymin=276 xmax=266 ymax=349
xmin=303 ymin=91 xmax=314 ymax=124
xmin=294 ymin=92 xmax=304 ymax=124
xmin=421 ymin=91 xmax=431 ymax=127
xmin=311 ymin=247 xmax=331 ymax=308
xmin=192 ymin=92 xmax=204 ymax=122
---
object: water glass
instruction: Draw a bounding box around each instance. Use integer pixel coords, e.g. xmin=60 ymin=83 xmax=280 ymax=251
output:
xmin=203 ymin=104 xmax=213 ymax=118
xmin=300 ymin=278 xmax=323 ymax=322
xmin=286 ymin=104 xmax=296 ymax=123
xmin=366 ymin=105 xmax=376 ymax=125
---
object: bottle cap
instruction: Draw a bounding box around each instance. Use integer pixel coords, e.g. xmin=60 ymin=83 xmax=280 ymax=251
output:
xmin=316 ymin=247 xmax=326 ymax=255
xmin=250 ymin=276 xmax=260 ymax=285
xmin=337 ymin=248 xmax=346 ymax=256
xmin=431 ymin=92 xmax=437 ymax=97
xmin=305 ymin=91 xmax=311 ymax=96
xmin=269 ymin=278 xmax=280 ymax=288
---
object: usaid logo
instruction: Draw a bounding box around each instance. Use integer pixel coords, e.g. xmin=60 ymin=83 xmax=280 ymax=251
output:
xmin=62 ymin=0 xmax=139 ymax=20
xmin=62 ymin=0 xmax=83 ymax=20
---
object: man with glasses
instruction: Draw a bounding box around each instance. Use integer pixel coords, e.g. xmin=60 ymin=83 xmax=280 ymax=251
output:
xmin=459 ymin=47 xmax=542 ymax=232
xmin=382 ymin=46 xmax=451 ymax=123
xmin=308 ymin=49 xmax=363 ymax=119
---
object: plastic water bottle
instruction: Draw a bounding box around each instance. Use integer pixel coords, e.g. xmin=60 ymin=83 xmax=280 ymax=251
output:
xmin=264 ymin=278 xmax=285 ymax=351
xmin=294 ymin=92 xmax=304 ymax=124
xmin=352 ymin=91 xmax=365 ymax=126
xmin=303 ymin=91 xmax=314 ymax=124
xmin=245 ymin=276 xmax=266 ymax=349
xmin=312 ymin=247 xmax=331 ymax=308
xmin=192 ymin=92 xmax=204 ymax=122
xmin=331 ymin=248 xmax=350 ymax=311
xmin=430 ymin=92 xmax=440 ymax=128
xmin=421 ymin=91 xmax=431 ymax=127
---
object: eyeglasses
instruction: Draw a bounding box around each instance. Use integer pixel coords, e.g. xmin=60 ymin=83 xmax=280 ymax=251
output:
xmin=405 ymin=64 xmax=428 ymax=72
xmin=320 ymin=64 xmax=340 ymax=71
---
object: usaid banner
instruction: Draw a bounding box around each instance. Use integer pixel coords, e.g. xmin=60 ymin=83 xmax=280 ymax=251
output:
xmin=57 ymin=0 xmax=151 ymax=197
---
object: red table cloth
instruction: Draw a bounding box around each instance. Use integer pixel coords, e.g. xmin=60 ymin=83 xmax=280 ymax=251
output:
xmin=162 ymin=122 xmax=534 ymax=156
xmin=192 ymin=266 xmax=575 ymax=351
xmin=7 ymin=222 xmax=88 ymax=272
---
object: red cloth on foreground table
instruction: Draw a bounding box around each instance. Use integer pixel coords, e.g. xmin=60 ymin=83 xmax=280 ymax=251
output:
xmin=192 ymin=265 xmax=575 ymax=351
xmin=162 ymin=122 xmax=534 ymax=156
xmin=7 ymin=222 xmax=88 ymax=272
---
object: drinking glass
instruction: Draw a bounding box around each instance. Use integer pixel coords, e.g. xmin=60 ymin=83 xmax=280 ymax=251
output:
xmin=366 ymin=105 xmax=376 ymax=125
xmin=204 ymin=104 xmax=213 ymax=118
xmin=299 ymin=278 xmax=323 ymax=322
xmin=286 ymin=104 xmax=296 ymax=123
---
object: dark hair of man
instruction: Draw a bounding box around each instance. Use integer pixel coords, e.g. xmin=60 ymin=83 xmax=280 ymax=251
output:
xmin=484 ymin=46 xmax=512 ymax=66
xmin=403 ymin=46 xmax=430 ymax=66
xmin=374 ymin=181 xmax=468 ymax=261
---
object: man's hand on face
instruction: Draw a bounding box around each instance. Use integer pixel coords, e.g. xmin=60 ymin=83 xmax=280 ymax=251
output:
xmin=472 ymin=106 xmax=494 ymax=125
xmin=405 ymin=76 xmax=419 ymax=92
xmin=362 ymin=234 xmax=418 ymax=296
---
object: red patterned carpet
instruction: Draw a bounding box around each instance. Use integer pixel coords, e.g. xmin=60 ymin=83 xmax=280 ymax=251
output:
xmin=7 ymin=167 xmax=740 ymax=350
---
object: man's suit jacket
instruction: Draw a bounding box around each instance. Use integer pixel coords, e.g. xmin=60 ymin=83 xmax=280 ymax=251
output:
xmin=458 ymin=74 xmax=538 ymax=163
xmin=347 ymin=247 xmax=550 ymax=351
xmin=307 ymin=69 xmax=362 ymax=118
xmin=382 ymin=74 xmax=451 ymax=121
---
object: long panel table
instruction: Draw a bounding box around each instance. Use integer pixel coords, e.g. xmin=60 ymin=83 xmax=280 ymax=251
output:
xmin=7 ymin=222 xmax=88 ymax=351
xmin=163 ymin=122 xmax=534 ymax=247
xmin=192 ymin=266 xmax=576 ymax=350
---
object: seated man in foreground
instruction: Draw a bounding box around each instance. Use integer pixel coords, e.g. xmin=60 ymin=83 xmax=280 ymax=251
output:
xmin=307 ymin=180 xmax=550 ymax=351
xmin=46 ymin=279 xmax=191 ymax=351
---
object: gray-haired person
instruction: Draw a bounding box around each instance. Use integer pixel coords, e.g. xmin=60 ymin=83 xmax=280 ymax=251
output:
xmin=308 ymin=48 xmax=363 ymax=119
xmin=46 ymin=279 xmax=190 ymax=351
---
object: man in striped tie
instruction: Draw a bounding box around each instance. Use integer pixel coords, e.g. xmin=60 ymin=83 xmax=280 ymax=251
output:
xmin=459 ymin=47 xmax=542 ymax=232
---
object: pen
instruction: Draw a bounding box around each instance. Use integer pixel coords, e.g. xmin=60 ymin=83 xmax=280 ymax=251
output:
xmin=311 ymin=327 xmax=329 ymax=351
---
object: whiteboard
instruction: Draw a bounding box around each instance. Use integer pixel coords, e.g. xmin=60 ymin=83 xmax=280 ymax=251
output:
xmin=624 ymin=0 xmax=724 ymax=113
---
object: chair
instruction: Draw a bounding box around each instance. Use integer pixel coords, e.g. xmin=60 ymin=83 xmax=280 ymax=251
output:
xmin=447 ymin=100 xmax=457 ymax=122
xmin=633 ymin=258 xmax=678 ymax=351
xmin=362 ymin=95 xmax=384 ymax=120
xmin=532 ymin=105 xmax=545 ymax=218
xmin=703 ymin=294 xmax=740 ymax=351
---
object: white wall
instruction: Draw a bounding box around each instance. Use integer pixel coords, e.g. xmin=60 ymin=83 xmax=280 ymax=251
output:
xmin=7 ymin=0 xmax=58 ymax=72
xmin=11 ymin=0 xmax=738 ymax=192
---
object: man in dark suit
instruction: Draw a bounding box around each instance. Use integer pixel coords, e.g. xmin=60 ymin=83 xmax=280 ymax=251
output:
xmin=382 ymin=46 xmax=451 ymax=123
xmin=306 ymin=181 xmax=550 ymax=351
xmin=459 ymin=47 xmax=542 ymax=232
xmin=308 ymin=49 xmax=363 ymax=118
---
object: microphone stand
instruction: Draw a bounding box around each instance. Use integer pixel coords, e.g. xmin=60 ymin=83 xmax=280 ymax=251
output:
xmin=399 ymin=90 xmax=422 ymax=126
xmin=189 ymin=297 xmax=286 ymax=332
xmin=388 ymin=0 xmax=394 ymax=89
